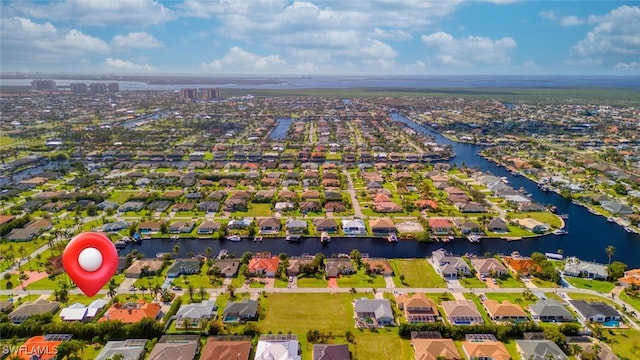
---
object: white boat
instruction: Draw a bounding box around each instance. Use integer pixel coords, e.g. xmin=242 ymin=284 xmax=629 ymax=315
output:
xmin=170 ymin=235 xmax=179 ymax=240
xmin=156 ymin=252 xmax=170 ymax=258
xmin=607 ymin=217 xmax=615 ymax=223
xmin=286 ymin=234 xmax=301 ymax=242
xmin=467 ymin=235 xmax=481 ymax=243
xmin=624 ymin=227 xmax=633 ymax=233
xmin=553 ymin=229 xmax=568 ymax=236
xmin=387 ymin=232 xmax=398 ymax=242
xmin=216 ymin=249 xmax=228 ymax=259
xmin=226 ymin=235 xmax=241 ymax=242
xmin=558 ymin=214 xmax=569 ymax=219
xmin=253 ymin=236 xmax=263 ymax=242
xmin=320 ymin=232 xmax=331 ymax=243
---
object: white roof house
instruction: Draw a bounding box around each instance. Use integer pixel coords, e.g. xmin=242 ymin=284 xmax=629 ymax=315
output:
xmin=255 ymin=335 xmax=301 ymax=360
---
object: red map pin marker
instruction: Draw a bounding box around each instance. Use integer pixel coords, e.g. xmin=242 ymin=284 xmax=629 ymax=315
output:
xmin=63 ymin=232 xmax=118 ymax=297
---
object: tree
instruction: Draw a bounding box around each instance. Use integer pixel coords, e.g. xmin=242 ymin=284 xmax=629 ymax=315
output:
xmin=204 ymin=247 xmax=212 ymax=259
xmin=172 ymin=245 xmax=180 ymax=258
xmin=187 ymin=284 xmax=195 ymax=301
xmin=350 ymin=249 xmax=362 ymax=269
xmin=107 ymin=278 xmax=118 ymax=298
xmin=199 ymin=287 xmax=207 ymax=301
xmin=605 ymin=245 xmax=615 ymax=265
xmin=607 ymin=261 xmax=627 ymax=280
xmin=227 ymin=284 xmax=236 ymax=298
xmin=182 ymin=317 xmax=193 ymax=330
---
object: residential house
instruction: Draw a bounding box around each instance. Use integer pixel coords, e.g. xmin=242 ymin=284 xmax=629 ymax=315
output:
xmin=213 ymin=259 xmax=241 ymax=277
xmin=248 ymin=256 xmax=280 ymax=278
xmin=619 ymin=268 xmax=640 ymax=287
xmin=9 ymin=300 xmax=60 ymax=324
xmin=147 ymin=335 xmax=200 ymax=360
xmin=363 ymin=258 xmax=393 ymax=276
xmin=354 ymin=298 xmax=395 ymax=327
xmin=287 ymin=256 xmax=315 ymax=277
xmin=59 ymin=299 xmax=107 ymax=322
xmin=100 ymin=300 xmax=162 ymax=323
xmin=198 ymin=220 xmax=221 ymax=234
xmin=470 ymin=257 xmax=508 ymax=278
xmin=223 ymin=300 xmax=259 ymax=323
xmin=487 ymin=217 xmax=509 ymax=233
xmin=313 ymin=344 xmax=350 ymax=360
xmin=119 ymin=201 xmax=144 ymax=212
xmin=369 ymin=218 xmax=396 ymax=234
xmin=570 ymin=300 xmax=622 ymax=323
xmin=102 ymin=221 xmax=129 ymax=232
xmin=601 ymin=201 xmax=634 ymax=215
xmin=313 ymin=218 xmax=338 ymax=233
xmin=169 ymin=220 xmax=196 ymax=233
xmin=483 ymin=300 xmax=528 ymax=322
xmin=198 ymin=201 xmax=220 ymax=213
xmin=258 ymin=217 xmax=281 ymax=234
xmin=200 ymin=338 xmax=252 ymax=360
xmin=325 ymin=259 xmax=355 ymax=278
xmin=441 ymin=300 xmax=484 ymax=325
xmin=502 ymin=255 xmax=540 ymax=277
xmin=374 ymin=201 xmax=403 ymax=213
xmin=167 ymin=259 xmax=202 ymax=278
xmin=456 ymin=221 xmax=483 ymax=235
xmin=341 ymin=219 xmax=366 ymax=235
xmin=285 ymin=219 xmax=308 ymax=234
xmin=96 ymin=339 xmax=148 ymax=360
xmin=564 ymin=257 xmax=608 ymax=280
xmin=227 ymin=218 xmax=253 ymax=229
xmin=137 ymin=221 xmax=162 ymax=234
xmin=125 ymin=259 xmax=164 ymax=278
xmin=14 ymin=334 xmax=72 ymax=360
xmin=516 ymin=340 xmax=569 ymax=360
xmin=254 ymin=334 xmax=300 ymax=360
xmin=396 ymin=293 xmax=438 ymax=323
xmin=428 ymin=219 xmax=453 ymax=235
xmin=300 ymin=201 xmax=322 ymax=213
xmin=175 ymin=300 xmax=217 ymax=328
xmin=411 ymin=336 xmax=460 ymax=360
xmin=529 ymin=299 xmax=575 ymax=322
xmin=325 ymin=201 xmax=347 ymax=212
xmin=431 ymin=249 xmax=471 ymax=278
xmin=461 ymin=339 xmax=510 ymax=360
xmin=514 ymin=218 xmax=549 ymax=233
xmin=566 ymin=337 xmax=619 ymax=360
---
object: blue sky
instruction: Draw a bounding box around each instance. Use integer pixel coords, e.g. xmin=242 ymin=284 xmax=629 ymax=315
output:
xmin=1 ymin=0 xmax=638 ymax=75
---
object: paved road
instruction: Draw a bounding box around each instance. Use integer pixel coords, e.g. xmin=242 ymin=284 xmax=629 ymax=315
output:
xmin=342 ymin=170 xmax=363 ymax=218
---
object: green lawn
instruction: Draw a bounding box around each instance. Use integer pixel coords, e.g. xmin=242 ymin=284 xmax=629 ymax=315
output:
xmin=462 ymin=293 xmax=491 ymax=323
xmin=530 ymin=278 xmax=560 ymax=288
xmin=353 ymin=329 xmax=414 ymax=360
xmin=607 ymin=329 xmax=640 ymax=360
xmin=337 ymin=270 xmax=385 ymax=288
xmin=485 ymin=292 xmax=538 ymax=308
xmin=296 ymin=277 xmax=329 ymax=288
xmin=108 ymin=191 xmax=132 ymax=204
xmin=459 ymin=276 xmax=488 ymax=288
xmin=390 ymin=259 xmax=446 ymax=288
xmin=511 ymin=212 xmax=562 ymax=228
xmin=26 ymin=273 xmax=74 ymax=290
xmin=567 ymin=292 xmax=618 ymax=308
xmin=565 ymin=277 xmax=616 ymax=293
xmin=231 ymin=203 xmax=273 ymax=217
xmin=171 ymin=263 xmax=220 ymax=289
xmin=49 ymin=293 xmax=106 ymax=306
xmin=620 ymin=290 xmax=640 ymax=313
xmin=495 ymin=275 xmax=525 ymax=288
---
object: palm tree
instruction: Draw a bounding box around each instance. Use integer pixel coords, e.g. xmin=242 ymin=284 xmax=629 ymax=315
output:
xmin=199 ymin=287 xmax=207 ymax=301
xmin=188 ymin=284 xmax=195 ymax=301
xmin=172 ymin=245 xmax=180 ymax=258
xmin=107 ymin=278 xmax=118 ymax=298
xmin=204 ymin=247 xmax=212 ymax=259
xmin=605 ymin=245 xmax=615 ymax=265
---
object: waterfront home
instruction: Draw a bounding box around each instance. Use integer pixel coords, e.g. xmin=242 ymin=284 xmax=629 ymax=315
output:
xmin=9 ymin=300 xmax=60 ymax=324
xmin=147 ymin=335 xmax=200 ymax=360
xmin=516 ymin=340 xmax=569 ymax=360
xmin=482 ymin=300 xmax=528 ymax=322
xmin=312 ymin=344 xmax=350 ymax=360
xmin=514 ymin=218 xmax=549 ymax=233
xmin=197 ymin=220 xmax=221 ymax=234
xmin=342 ymin=219 xmax=366 ymax=235
xmin=487 ymin=217 xmax=508 ymax=233
xmin=529 ymin=299 xmax=575 ymax=322
xmin=102 ymin=221 xmax=129 ymax=232
xmin=254 ymin=334 xmax=300 ymax=360
xmin=175 ymin=300 xmax=216 ymax=328
xmin=455 ymin=220 xmax=483 ymax=235
xmin=354 ymin=298 xmax=395 ymax=327
xmin=363 ymin=258 xmax=393 ymax=276
xmin=570 ymin=300 xmax=621 ymax=323
xmin=167 ymin=258 xmax=202 ymax=278
xmin=325 ymin=259 xmax=355 ymax=278
xmin=285 ymin=218 xmax=308 ymax=234
xmin=428 ymin=219 xmax=453 ymax=235
xmin=313 ymin=218 xmax=338 ymax=233
xmin=461 ymin=338 xmax=510 ymax=360
xmin=431 ymin=249 xmax=471 ymax=278
xmin=168 ymin=220 xmax=196 ymax=233
xmin=502 ymin=255 xmax=540 ymax=277
xmin=410 ymin=333 xmax=459 ymax=360
xmin=100 ymin=300 xmax=161 ymax=323
xmin=601 ymin=201 xmax=634 ymax=215
xmin=563 ymin=257 xmax=608 ymax=280
xmin=395 ymin=220 xmax=424 ymax=234
xmin=258 ymin=217 xmax=281 ymax=234
xmin=369 ymin=218 xmax=396 ymax=234
xmin=619 ymin=268 xmax=640 ymax=287
xmin=248 ymin=256 xmax=280 ymax=278
xmin=470 ymin=257 xmax=508 ymax=278
xmin=441 ymin=300 xmax=484 ymax=325
xmin=213 ymin=259 xmax=241 ymax=277
xmin=125 ymin=259 xmax=164 ymax=278
xmin=200 ymin=338 xmax=252 ymax=360
xmin=137 ymin=221 xmax=162 ymax=234
xmin=228 ymin=218 xmax=253 ymax=229
xmin=96 ymin=339 xmax=147 ymax=360
xmin=396 ymin=293 xmax=438 ymax=323
xmin=287 ymin=256 xmax=315 ymax=277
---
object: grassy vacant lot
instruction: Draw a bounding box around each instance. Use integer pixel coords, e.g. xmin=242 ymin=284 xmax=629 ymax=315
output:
xmin=232 ymin=203 xmax=272 ymax=217
xmin=565 ymin=277 xmax=616 ymax=293
xmin=390 ymin=259 xmax=446 ymax=288
xmin=530 ymin=278 xmax=559 ymax=288
xmin=495 ymin=275 xmax=525 ymax=288
xmin=567 ymin=292 xmax=618 ymax=308
xmin=353 ymin=329 xmax=414 ymax=360
xmin=620 ymin=291 xmax=640 ymax=313
xmin=49 ymin=293 xmax=105 ymax=306
xmin=336 ymin=269 xmax=385 ymax=288
xmin=459 ymin=276 xmax=488 ymax=288
xmin=511 ymin=212 xmax=562 ymax=228
xmin=485 ymin=292 xmax=538 ymax=308
xmin=608 ymin=329 xmax=640 ymax=360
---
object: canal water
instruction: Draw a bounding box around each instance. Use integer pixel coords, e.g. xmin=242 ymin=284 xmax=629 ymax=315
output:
xmin=121 ymin=114 xmax=640 ymax=267
xmin=269 ymin=118 xmax=293 ymax=140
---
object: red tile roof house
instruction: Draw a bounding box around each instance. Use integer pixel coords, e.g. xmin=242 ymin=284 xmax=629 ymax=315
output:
xmin=100 ymin=300 xmax=162 ymax=323
xmin=248 ymin=256 xmax=280 ymax=278
xmin=428 ymin=219 xmax=454 ymax=235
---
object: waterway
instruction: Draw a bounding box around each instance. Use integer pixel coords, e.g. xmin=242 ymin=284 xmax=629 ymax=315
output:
xmin=269 ymin=118 xmax=293 ymax=140
xmin=120 ymin=113 xmax=640 ymax=267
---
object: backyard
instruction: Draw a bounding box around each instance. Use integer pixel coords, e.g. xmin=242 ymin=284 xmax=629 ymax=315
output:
xmin=390 ymin=259 xmax=446 ymax=288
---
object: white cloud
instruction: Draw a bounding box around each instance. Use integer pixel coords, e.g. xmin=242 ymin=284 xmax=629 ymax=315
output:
xmin=201 ymin=47 xmax=286 ymax=73
xmin=560 ymin=15 xmax=583 ymax=26
xmin=614 ymin=61 xmax=640 ymax=70
xmin=572 ymin=6 xmax=640 ymax=58
xmin=104 ymin=58 xmax=155 ymax=72
xmin=539 ymin=10 xmax=557 ymax=20
xmin=7 ymin=0 xmax=174 ymax=26
xmin=0 ymin=16 xmax=109 ymax=65
xmin=370 ymin=28 xmax=412 ymax=41
xmin=112 ymin=32 xmax=164 ymax=49
xmin=421 ymin=31 xmax=516 ymax=66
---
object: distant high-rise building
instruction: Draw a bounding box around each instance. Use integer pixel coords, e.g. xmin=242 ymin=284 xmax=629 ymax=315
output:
xmin=89 ymin=83 xmax=107 ymax=94
xmin=180 ymin=88 xmax=198 ymax=101
xmin=31 ymin=79 xmax=56 ymax=91
xmin=202 ymin=88 xmax=221 ymax=100
xmin=70 ymin=83 xmax=88 ymax=94
xmin=107 ymin=83 xmax=119 ymax=92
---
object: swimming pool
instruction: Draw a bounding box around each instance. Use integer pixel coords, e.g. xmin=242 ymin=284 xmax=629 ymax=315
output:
xmin=603 ymin=320 xmax=620 ymax=327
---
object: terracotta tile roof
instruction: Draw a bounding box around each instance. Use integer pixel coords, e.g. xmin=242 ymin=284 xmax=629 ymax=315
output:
xmin=15 ymin=335 xmax=65 ymax=360
xmin=100 ymin=300 xmax=161 ymax=323
xmin=412 ymin=338 xmax=459 ymax=360
xmin=248 ymin=256 xmax=280 ymax=274
xmin=483 ymin=300 xmax=528 ymax=318
xmin=200 ymin=339 xmax=251 ymax=360
xmin=462 ymin=341 xmax=510 ymax=360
